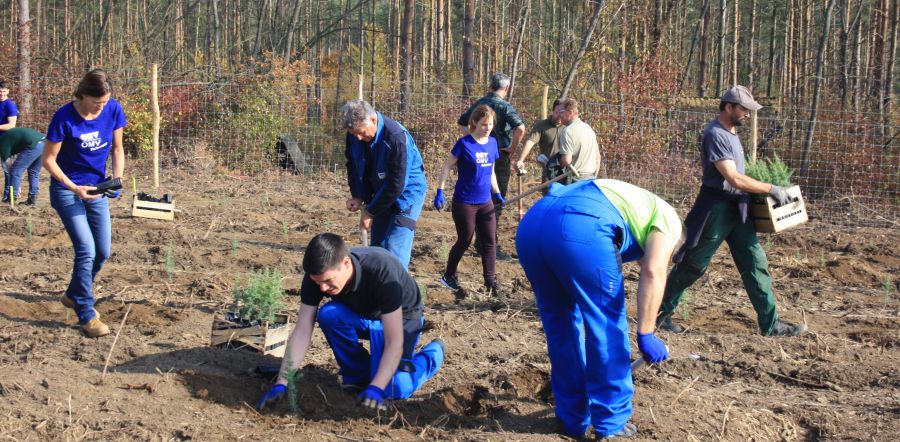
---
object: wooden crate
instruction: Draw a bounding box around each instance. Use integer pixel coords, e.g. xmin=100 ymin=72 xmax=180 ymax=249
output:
xmin=210 ymin=312 xmax=292 ymax=357
xmin=132 ymin=195 xmax=175 ymax=221
xmin=751 ymin=185 xmax=809 ymax=233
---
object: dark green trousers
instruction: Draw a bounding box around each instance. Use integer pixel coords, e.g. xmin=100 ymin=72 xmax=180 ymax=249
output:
xmin=660 ymin=201 xmax=778 ymax=334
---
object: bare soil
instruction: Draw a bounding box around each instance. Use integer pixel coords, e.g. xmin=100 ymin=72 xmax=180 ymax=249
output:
xmin=1 ymin=165 xmax=898 ymax=441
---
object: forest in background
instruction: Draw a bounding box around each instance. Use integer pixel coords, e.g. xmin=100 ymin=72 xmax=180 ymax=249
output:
xmin=0 ymin=0 xmax=897 ymax=224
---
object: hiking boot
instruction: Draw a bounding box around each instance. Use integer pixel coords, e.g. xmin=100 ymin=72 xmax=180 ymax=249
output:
xmin=768 ymin=320 xmax=808 ymax=337
xmin=439 ymin=273 xmax=462 ymax=292
xmin=61 ymin=295 xmax=100 ymax=320
xmin=656 ymin=313 xmax=683 ymax=333
xmin=430 ymin=338 xmax=446 ymax=354
xmin=81 ymin=318 xmax=110 ymax=338
xmin=24 ymin=195 xmax=37 ymax=205
xmin=601 ymin=422 xmax=638 ymax=439
xmin=486 ymin=281 xmax=501 ymax=298
xmin=495 ymin=247 xmax=514 ymax=262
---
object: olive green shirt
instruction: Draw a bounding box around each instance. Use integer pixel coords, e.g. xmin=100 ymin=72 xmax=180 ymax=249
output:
xmin=525 ymin=118 xmax=561 ymax=157
xmin=0 ymin=127 xmax=44 ymax=161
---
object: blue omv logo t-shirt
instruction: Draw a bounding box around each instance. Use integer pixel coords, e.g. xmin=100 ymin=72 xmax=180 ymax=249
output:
xmin=451 ymin=134 xmax=499 ymax=205
xmin=46 ymin=98 xmax=127 ymax=186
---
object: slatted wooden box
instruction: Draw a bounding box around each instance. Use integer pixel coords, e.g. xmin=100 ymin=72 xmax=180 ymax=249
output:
xmin=132 ymin=195 xmax=175 ymax=221
xmin=210 ymin=312 xmax=291 ymax=357
xmin=751 ymin=185 xmax=809 ymax=233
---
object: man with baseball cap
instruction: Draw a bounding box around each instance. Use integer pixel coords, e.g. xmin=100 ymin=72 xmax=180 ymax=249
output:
xmin=656 ymin=85 xmax=807 ymax=337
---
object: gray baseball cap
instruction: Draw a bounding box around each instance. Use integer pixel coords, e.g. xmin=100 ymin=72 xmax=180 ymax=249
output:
xmin=720 ymin=85 xmax=762 ymax=111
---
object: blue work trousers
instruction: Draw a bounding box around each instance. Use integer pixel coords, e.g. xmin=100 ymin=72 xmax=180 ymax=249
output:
xmin=369 ymin=194 xmax=424 ymax=270
xmin=50 ymin=184 xmax=111 ymax=324
xmin=4 ymin=142 xmax=44 ymax=199
xmin=317 ymin=301 xmax=443 ymax=399
xmin=515 ymin=181 xmax=637 ymax=437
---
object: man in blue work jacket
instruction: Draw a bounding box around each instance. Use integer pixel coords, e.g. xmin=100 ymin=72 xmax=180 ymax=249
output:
xmin=342 ymin=99 xmax=426 ymax=269
xmin=255 ymin=233 xmax=444 ymax=412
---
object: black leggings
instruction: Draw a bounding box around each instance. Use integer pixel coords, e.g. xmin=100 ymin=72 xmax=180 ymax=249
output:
xmin=446 ymin=200 xmax=496 ymax=285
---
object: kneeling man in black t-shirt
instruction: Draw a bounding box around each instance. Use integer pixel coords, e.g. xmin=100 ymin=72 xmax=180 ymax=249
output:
xmin=256 ymin=233 xmax=444 ymax=411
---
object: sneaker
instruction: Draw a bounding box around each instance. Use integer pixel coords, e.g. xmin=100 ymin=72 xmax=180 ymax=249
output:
xmin=768 ymin=320 xmax=808 ymax=337
xmin=601 ymin=422 xmax=638 ymax=438
xmin=656 ymin=313 xmax=683 ymax=333
xmin=1 ymin=195 xmax=8 ymax=203
xmin=439 ymin=273 xmax=462 ymax=292
xmin=495 ymin=247 xmax=514 ymax=262
xmin=81 ymin=318 xmax=110 ymax=338
xmin=24 ymin=195 xmax=37 ymax=205
xmin=61 ymin=296 xmax=100 ymax=320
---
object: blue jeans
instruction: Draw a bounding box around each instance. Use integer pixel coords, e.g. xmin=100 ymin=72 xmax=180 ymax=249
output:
xmin=369 ymin=194 xmax=424 ymax=270
xmin=515 ymin=181 xmax=638 ymax=437
xmin=4 ymin=142 xmax=44 ymax=199
xmin=317 ymin=301 xmax=443 ymax=399
xmin=50 ymin=184 xmax=111 ymax=324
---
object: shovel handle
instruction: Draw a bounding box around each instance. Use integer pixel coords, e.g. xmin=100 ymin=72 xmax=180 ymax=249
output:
xmin=360 ymin=229 xmax=369 ymax=247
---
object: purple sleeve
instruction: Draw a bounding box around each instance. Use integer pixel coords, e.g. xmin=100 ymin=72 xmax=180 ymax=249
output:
xmin=45 ymin=107 xmax=68 ymax=142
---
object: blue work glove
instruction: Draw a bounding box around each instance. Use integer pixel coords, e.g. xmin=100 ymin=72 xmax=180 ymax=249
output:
xmin=433 ymin=189 xmax=445 ymax=211
xmin=636 ymin=332 xmax=669 ymax=364
xmin=493 ymin=192 xmax=505 ymax=206
xmin=105 ymin=189 xmax=122 ymax=198
xmin=356 ymin=385 xmax=387 ymax=411
xmin=255 ymin=384 xmax=286 ymax=411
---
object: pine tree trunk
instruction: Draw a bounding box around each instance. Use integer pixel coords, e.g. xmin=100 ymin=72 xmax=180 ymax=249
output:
xmin=399 ymin=0 xmax=414 ymax=111
xmin=462 ymin=0 xmax=475 ymax=98
xmin=560 ymin=0 xmax=606 ymax=100
xmin=748 ymin=0 xmax=757 ymax=86
xmin=801 ymin=0 xmax=836 ymax=175
xmin=732 ymin=0 xmax=739 ymax=86
xmin=766 ymin=5 xmax=777 ymax=97
xmin=16 ymin=0 xmax=31 ymax=120
xmin=698 ymin=3 xmax=710 ymax=97
xmin=717 ymin=0 xmax=726 ymax=93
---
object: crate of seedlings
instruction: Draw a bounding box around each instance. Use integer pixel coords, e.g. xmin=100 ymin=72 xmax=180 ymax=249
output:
xmin=746 ymin=155 xmax=808 ymax=233
xmin=210 ymin=268 xmax=292 ymax=357
xmin=132 ymin=191 xmax=175 ymax=221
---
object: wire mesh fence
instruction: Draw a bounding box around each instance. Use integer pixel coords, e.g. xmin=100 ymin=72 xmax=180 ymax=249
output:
xmin=9 ymin=73 xmax=898 ymax=227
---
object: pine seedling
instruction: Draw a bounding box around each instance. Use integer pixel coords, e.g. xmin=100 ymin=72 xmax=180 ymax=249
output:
xmin=818 ymin=253 xmax=827 ymax=267
xmin=165 ymin=240 xmax=176 ymax=283
xmin=438 ymin=238 xmax=449 ymax=262
xmin=235 ymin=268 xmax=285 ymax=323
xmin=25 ymin=215 xmax=34 ymax=245
xmin=231 ymin=236 xmax=239 ymax=256
xmin=283 ymin=353 xmax=302 ymax=413
xmin=282 ymin=220 xmax=289 ymax=240
xmin=882 ymin=276 xmax=894 ymax=308
xmin=263 ymin=191 xmax=270 ymax=209
xmin=678 ymin=291 xmax=691 ymax=320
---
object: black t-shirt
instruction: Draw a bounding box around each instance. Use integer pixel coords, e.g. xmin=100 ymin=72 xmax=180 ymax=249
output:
xmin=300 ymin=247 xmax=424 ymax=321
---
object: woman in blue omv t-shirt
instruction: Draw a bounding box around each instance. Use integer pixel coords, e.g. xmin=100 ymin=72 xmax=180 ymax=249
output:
xmin=42 ymin=69 xmax=127 ymax=338
xmin=433 ymin=104 xmax=504 ymax=298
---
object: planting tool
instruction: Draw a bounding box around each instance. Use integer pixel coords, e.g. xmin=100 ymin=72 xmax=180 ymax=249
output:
xmin=516 ymin=165 xmax=526 ymax=220
xmin=8 ymin=186 xmax=13 ymax=208
xmin=502 ymin=165 xmax=579 ymax=208
xmin=360 ymin=228 xmax=369 ymax=247
xmin=631 ymin=344 xmax=671 ymax=371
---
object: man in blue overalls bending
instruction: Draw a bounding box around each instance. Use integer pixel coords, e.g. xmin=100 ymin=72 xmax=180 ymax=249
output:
xmin=256 ymin=233 xmax=444 ymax=411
xmin=516 ymin=179 xmax=682 ymax=439
xmin=342 ymin=99 xmax=426 ymax=269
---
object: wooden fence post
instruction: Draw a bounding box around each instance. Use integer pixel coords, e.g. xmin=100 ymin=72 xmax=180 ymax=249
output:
xmin=541 ymin=85 xmax=549 ymax=119
xmin=151 ymin=64 xmax=160 ymax=189
xmin=358 ymin=74 xmax=364 ymax=100
xmin=750 ymin=109 xmax=758 ymax=161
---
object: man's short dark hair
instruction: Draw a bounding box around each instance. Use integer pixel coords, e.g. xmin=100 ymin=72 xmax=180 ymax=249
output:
xmin=719 ymin=101 xmax=732 ymax=112
xmin=0 ymin=80 xmax=8 ymax=89
xmin=303 ymin=233 xmax=350 ymax=275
